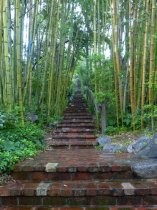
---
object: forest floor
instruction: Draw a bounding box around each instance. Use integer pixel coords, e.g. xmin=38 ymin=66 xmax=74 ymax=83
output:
xmin=110 ymin=131 xmax=139 ymax=146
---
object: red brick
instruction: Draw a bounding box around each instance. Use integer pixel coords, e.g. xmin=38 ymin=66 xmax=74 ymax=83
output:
xmin=48 ymin=184 xmax=61 ymax=196
xmin=1 ymin=197 xmax=18 ymax=205
xmin=97 ymin=182 xmax=110 ymax=195
xmin=19 ymin=197 xmax=42 ymax=205
xmin=31 ymin=172 xmax=45 ymax=181
xmin=0 ymin=186 xmax=10 ymax=196
xmin=72 ymin=172 xmax=90 ymax=180
xmin=22 ymin=182 xmax=39 ymax=196
xmin=111 ymin=165 xmax=123 ymax=172
xmin=12 ymin=172 xmax=30 ymax=180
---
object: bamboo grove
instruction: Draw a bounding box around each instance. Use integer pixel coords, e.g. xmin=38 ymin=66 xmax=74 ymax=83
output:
xmin=0 ymin=0 xmax=157 ymax=130
xmin=0 ymin=0 xmax=84 ymax=124
xmin=78 ymin=0 xmax=157 ymax=130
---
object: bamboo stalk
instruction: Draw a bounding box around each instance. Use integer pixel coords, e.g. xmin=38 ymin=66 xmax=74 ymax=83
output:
xmin=3 ymin=0 xmax=12 ymax=111
xmin=129 ymin=0 xmax=135 ymax=130
xmin=15 ymin=0 xmax=24 ymax=126
xmin=111 ymin=0 xmax=123 ymax=126
xmin=141 ymin=0 xmax=149 ymax=128
xmin=0 ymin=0 xmax=3 ymax=105
xmin=149 ymin=0 xmax=156 ymax=130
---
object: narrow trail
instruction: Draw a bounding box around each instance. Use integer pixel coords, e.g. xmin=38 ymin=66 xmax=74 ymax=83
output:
xmin=1 ymin=93 xmax=157 ymax=209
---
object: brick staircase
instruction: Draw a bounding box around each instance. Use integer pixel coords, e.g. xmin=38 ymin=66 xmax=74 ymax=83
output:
xmin=1 ymin=93 xmax=157 ymax=209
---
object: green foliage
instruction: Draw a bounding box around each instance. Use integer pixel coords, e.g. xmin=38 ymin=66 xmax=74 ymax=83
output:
xmin=106 ymin=126 xmax=128 ymax=135
xmin=38 ymin=104 xmax=63 ymax=126
xmin=0 ymin=112 xmax=18 ymax=129
xmin=142 ymin=105 xmax=157 ymax=119
xmin=49 ymin=115 xmax=63 ymax=127
xmin=0 ymin=112 xmax=45 ymax=173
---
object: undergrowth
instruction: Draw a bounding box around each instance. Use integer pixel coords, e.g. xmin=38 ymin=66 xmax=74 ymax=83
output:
xmin=0 ymin=112 xmax=45 ymax=173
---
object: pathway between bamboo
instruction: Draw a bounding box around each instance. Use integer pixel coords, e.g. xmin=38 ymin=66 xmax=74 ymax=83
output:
xmin=1 ymin=93 xmax=157 ymax=209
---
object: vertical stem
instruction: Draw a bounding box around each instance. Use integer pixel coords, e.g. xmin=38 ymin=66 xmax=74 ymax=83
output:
xmin=141 ymin=0 xmax=149 ymax=128
xmin=0 ymin=0 xmax=3 ymax=105
xmin=15 ymin=0 xmax=24 ymax=126
xmin=111 ymin=0 xmax=123 ymax=126
xmin=3 ymin=0 xmax=12 ymax=111
xmin=149 ymin=0 xmax=156 ymax=130
xmin=129 ymin=0 xmax=135 ymax=130
xmin=47 ymin=0 xmax=60 ymax=117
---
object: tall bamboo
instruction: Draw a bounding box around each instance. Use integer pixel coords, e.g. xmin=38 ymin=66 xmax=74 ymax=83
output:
xmin=3 ymin=0 xmax=12 ymax=111
xmin=123 ymin=0 xmax=129 ymax=113
xmin=141 ymin=0 xmax=149 ymax=128
xmin=55 ymin=1 xmax=67 ymax=115
xmin=111 ymin=0 xmax=123 ymax=125
xmin=15 ymin=0 xmax=24 ymax=126
xmin=93 ymin=0 xmax=98 ymax=96
xmin=149 ymin=0 xmax=156 ymax=130
xmin=133 ymin=0 xmax=138 ymax=110
xmin=47 ymin=0 xmax=60 ymax=117
xmin=28 ymin=0 xmax=38 ymax=107
xmin=129 ymin=0 xmax=135 ymax=130
xmin=23 ymin=0 xmax=38 ymax=105
xmin=0 ymin=0 xmax=3 ymax=105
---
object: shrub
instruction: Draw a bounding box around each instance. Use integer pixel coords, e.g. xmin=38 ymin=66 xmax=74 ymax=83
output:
xmin=0 ymin=112 xmax=45 ymax=173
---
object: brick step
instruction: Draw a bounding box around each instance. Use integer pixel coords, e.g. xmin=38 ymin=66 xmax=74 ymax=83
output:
xmin=47 ymin=145 xmax=95 ymax=149
xmin=65 ymin=106 xmax=87 ymax=109
xmin=65 ymin=104 xmax=87 ymax=107
xmin=64 ymin=112 xmax=91 ymax=118
xmin=52 ymin=134 xmax=95 ymax=140
xmin=12 ymin=169 xmax=133 ymax=181
xmin=12 ymin=150 xmax=134 ymax=181
xmin=51 ymin=138 xmax=95 ymax=141
xmin=63 ymin=116 xmax=93 ymax=120
xmin=69 ymin=100 xmax=85 ymax=102
xmin=61 ymin=120 xmax=94 ymax=124
xmin=57 ymin=123 xmax=95 ymax=128
xmin=64 ymin=111 xmax=88 ymax=114
xmin=1 ymin=179 xmax=157 ymax=206
xmin=46 ymin=140 xmax=96 ymax=149
xmin=2 ymin=206 xmax=157 ymax=210
xmin=69 ymin=102 xmax=86 ymax=105
xmin=65 ymin=107 xmax=87 ymax=110
xmin=65 ymin=110 xmax=88 ymax=113
xmin=71 ymin=100 xmax=86 ymax=103
xmin=64 ymin=113 xmax=92 ymax=116
xmin=68 ymin=103 xmax=86 ymax=106
xmin=71 ymin=98 xmax=85 ymax=100
xmin=53 ymin=128 xmax=94 ymax=134
xmin=66 ymin=104 xmax=87 ymax=108
xmin=64 ymin=105 xmax=87 ymax=108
